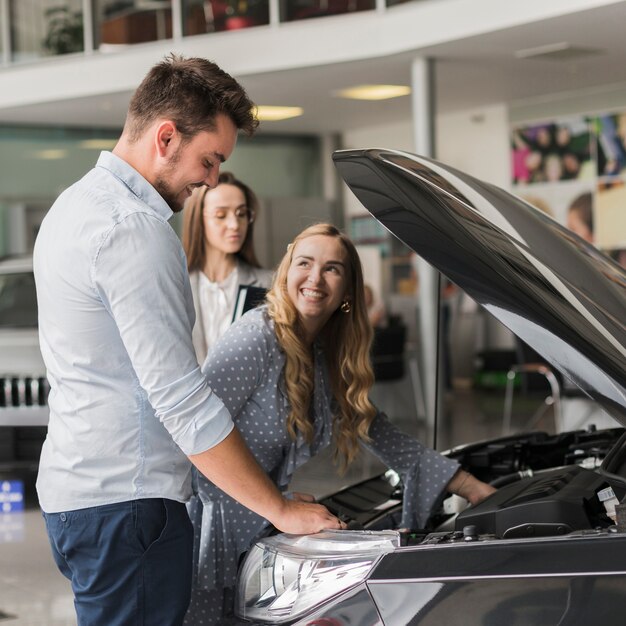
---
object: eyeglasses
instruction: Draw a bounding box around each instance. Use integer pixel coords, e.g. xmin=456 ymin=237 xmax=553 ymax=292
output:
xmin=204 ymin=207 xmax=255 ymax=224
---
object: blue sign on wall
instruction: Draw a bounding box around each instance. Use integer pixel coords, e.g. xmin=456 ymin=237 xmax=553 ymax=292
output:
xmin=0 ymin=480 xmax=24 ymax=513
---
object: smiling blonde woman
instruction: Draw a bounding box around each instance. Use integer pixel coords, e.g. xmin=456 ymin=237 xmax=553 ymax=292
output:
xmin=184 ymin=223 xmax=495 ymax=625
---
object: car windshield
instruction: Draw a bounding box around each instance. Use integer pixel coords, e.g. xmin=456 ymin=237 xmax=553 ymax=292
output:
xmin=0 ymin=271 xmax=38 ymax=328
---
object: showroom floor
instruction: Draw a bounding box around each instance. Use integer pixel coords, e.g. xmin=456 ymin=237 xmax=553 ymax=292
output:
xmin=0 ymin=386 xmax=578 ymax=625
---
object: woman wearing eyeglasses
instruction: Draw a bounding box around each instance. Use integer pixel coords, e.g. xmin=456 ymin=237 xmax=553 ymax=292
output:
xmin=183 ymin=174 xmax=274 ymax=624
xmin=182 ymin=172 xmax=273 ymax=364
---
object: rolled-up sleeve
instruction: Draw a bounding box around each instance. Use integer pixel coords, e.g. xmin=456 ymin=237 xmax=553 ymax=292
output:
xmin=363 ymin=412 xmax=459 ymax=528
xmin=92 ymin=211 xmax=234 ymax=455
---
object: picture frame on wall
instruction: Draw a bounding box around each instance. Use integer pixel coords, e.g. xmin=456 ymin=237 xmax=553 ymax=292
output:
xmin=510 ymin=111 xmax=625 ymax=262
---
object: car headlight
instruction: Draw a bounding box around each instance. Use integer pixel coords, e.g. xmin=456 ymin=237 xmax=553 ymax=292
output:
xmin=235 ymin=529 xmax=400 ymax=623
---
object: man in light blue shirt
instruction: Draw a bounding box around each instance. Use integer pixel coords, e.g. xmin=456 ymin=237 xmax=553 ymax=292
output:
xmin=34 ymin=54 xmax=342 ymax=626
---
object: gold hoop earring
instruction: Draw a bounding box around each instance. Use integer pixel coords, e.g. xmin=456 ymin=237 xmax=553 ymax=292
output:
xmin=340 ymin=300 xmax=351 ymax=314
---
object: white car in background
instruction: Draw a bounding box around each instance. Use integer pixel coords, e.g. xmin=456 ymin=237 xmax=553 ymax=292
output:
xmin=0 ymin=255 xmax=48 ymax=468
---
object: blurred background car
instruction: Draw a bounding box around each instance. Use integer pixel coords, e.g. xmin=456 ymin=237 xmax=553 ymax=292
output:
xmin=0 ymin=255 xmax=48 ymax=472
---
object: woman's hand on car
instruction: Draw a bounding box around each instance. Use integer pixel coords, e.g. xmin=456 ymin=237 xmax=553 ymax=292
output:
xmin=449 ymin=469 xmax=497 ymax=506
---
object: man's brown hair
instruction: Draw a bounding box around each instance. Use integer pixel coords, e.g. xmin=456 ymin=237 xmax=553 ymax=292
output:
xmin=125 ymin=53 xmax=258 ymax=142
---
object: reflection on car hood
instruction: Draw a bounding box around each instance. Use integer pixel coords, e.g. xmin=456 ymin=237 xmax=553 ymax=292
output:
xmin=333 ymin=148 xmax=626 ymax=425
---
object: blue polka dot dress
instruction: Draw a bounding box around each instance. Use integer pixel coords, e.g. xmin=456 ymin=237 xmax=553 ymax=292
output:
xmin=183 ymin=306 xmax=459 ymax=625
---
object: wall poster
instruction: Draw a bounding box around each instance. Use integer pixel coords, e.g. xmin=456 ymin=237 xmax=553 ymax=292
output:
xmin=510 ymin=111 xmax=626 ymax=269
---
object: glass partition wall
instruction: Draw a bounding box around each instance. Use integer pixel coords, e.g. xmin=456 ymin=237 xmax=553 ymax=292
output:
xmin=0 ymin=126 xmax=323 ymax=256
xmin=279 ymin=0 xmax=374 ymax=23
xmin=182 ymin=0 xmax=269 ymax=34
xmin=0 ymin=1 xmax=6 ymax=64
xmin=93 ymin=0 xmax=173 ymax=50
xmin=9 ymin=0 xmax=84 ymax=63
xmin=1 ymin=0 xmax=420 ymax=64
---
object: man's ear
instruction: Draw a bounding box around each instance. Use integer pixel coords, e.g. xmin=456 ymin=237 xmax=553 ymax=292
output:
xmin=155 ymin=121 xmax=178 ymax=158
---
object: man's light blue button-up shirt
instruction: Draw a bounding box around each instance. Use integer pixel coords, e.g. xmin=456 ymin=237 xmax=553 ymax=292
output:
xmin=34 ymin=151 xmax=234 ymax=513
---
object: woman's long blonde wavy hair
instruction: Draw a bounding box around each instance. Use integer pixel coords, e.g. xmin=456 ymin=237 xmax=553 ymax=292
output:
xmin=265 ymin=223 xmax=377 ymax=472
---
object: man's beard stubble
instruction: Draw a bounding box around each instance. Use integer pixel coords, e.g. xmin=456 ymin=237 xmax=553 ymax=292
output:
xmin=154 ymin=176 xmax=184 ymax=214
xmin=154 ymin=144 xmax=184 ymax=213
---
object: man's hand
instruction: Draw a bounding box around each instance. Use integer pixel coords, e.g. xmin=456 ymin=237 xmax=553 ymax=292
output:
xmin=189 ymin=429 xmax=346 ymax=534
xmin=272 ymin=498 xmax=346 ymax=534
xmin=290 ymin=491 xmax=316 ymax=503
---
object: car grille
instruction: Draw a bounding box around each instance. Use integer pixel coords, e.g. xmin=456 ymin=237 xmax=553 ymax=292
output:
xmin=0 ymin=376 xmax=50 ymax=408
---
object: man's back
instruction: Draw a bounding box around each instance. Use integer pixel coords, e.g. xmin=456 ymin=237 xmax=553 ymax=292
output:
xmin=34 ymin=151 xmax=232 ymax=513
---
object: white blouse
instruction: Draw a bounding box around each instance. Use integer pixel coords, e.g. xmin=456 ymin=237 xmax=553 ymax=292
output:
xmin=195 ymin=267 xmax=240 ymax=363
xmin=189 ymin=260 xmax=274 ymax=365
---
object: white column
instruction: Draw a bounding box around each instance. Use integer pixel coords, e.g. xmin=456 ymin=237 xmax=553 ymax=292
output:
xmin=5 ymin=203 xmax=28 ymax=255
xmin=320 ymin=133 xmax=343 ymax=226
xmin=411 ymin=56 xmax=442 ymax=448
xmin=269 ymin=0 xmax=280 ymax=26
xmin=82 ymin=0 xmax=94 ymax=54
xmin=1 ymin=0 xmax=10 ymax=66
xmin=171 ymin=0 xmax=183 ymax=40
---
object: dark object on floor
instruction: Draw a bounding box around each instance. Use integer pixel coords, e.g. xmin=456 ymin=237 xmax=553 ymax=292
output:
xmin=0 ymin=610 xmax=17 ymax=621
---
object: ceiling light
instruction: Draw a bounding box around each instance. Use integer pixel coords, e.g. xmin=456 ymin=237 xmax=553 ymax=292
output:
xmin=335 ymin=85 xmax=411 ymax=101
xmin=34 ymin=149 xmax=67 ymax=160
xmin=79 ymin=139 xmax=118 ymax=150
xmin=256 ymin=106 xmax=303 ymax=121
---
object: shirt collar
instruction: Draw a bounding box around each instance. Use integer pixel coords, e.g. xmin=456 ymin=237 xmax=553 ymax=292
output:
xmin=96 ymin=151 xmax=173 ymax=221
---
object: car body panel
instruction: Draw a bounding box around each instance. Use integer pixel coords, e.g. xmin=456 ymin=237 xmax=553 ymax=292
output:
xmin=292 ymin=585 xmax=383 ymax=626
xmin=368 ymin=574 xmax=626 ymax=625
xmin=332 ymin=149 xmax=626 ymax=424
xmin=368 ymin=533 xmax=626 ymax=625
xmin=0 ymin=329 xmax=45 ymax=377
xmin=0 ymin=255 xmax=44 ymax=376
xmin=0 ymin=255 xmax=48 ymax=431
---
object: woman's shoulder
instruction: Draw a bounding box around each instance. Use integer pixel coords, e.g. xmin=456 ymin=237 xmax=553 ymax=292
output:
xmin=204 ymin=306 xmax=279 ymax=371
xmin=231 ymin=305 xmax=275 ymax=340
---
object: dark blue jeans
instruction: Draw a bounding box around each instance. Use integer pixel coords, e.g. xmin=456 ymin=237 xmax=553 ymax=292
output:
xmin=43 ymin=498 xmax=193 ymax=626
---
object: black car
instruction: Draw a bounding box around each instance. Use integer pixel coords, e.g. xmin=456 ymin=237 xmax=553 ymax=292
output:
xmin=234 ymin=149 xmax=626 ymax=625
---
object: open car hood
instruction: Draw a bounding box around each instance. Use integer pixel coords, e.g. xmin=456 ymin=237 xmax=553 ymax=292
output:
xmin=333 ymin=149 xmax=626 ymax=425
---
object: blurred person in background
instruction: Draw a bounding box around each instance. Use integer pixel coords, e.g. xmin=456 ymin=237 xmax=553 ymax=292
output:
xmin=364 ymin=283 xmax=387 ymax=327
xmin=182 ymin=173 xmax=273 ymax=364
xmin=567 ymin=192 xmax=594 ymax=244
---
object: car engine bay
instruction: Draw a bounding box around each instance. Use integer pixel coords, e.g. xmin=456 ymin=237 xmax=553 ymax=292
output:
xmin=319 ymin=426 xmax=626 ymax=543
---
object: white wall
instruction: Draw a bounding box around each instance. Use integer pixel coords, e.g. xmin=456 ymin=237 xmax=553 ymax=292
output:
xmin=436 ymin=103 xmax=510 ymax=188
xmin=509 ymin=84 xmax=626 ymax=126
xmin=437 ymin=103 xmax=515 ymax=352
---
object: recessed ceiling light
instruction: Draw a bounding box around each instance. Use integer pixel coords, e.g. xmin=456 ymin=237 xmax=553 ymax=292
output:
xmin=256 ymin=106 xmax=303 ymax=121
xmin=335 ymin=85 xmax=411 ymax=101
xmin=78 ymin=139 xmax=118 ymax=150
xmin=34 ymin=149 xmax=67 ymax=160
